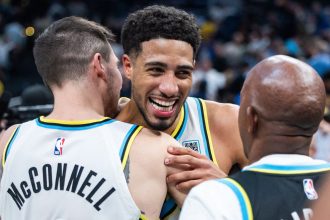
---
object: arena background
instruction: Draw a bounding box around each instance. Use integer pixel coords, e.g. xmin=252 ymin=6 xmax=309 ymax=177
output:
xmin=0 ymin=0 xmax=330 ymax=159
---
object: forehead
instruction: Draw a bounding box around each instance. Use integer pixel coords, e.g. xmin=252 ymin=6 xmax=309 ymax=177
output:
xmin=137 ymin=38 xmax=194 ymax=66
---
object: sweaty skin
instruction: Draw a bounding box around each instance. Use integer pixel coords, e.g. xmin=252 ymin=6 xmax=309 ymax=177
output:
xmin=117 ymin=38 xmax=247 ymax=194
xmin=239 ymin=55 xmax=326 ymax=163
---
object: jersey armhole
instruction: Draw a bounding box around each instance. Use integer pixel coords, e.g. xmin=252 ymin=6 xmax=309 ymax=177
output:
xmin=197 ymin=98 xmax=219 ymax=166
xmin=2 ymin=126 xmax=21 ymax=168
xmin=119 ymin=125 xmax=143 ymax=169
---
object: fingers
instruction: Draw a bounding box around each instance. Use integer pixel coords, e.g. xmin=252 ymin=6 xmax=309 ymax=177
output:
xmin=166 ymin=161 xmax=227 ymax=193
xmin=165 ymin=154 xmax=209 ymax=169
xmin=175 ymin=179 xmax=204 ymax=194
xmin=167 ymin=170 xmax=201 ymax=184
xmin=167 ymin=168 xmax=226 ymax=184
xmin=166 ymin=163 xmax=193 ymax=175
xmin=168 ymin=146 xmax=208 ymax=160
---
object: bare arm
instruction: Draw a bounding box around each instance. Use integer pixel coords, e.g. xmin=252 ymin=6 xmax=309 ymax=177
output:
xmin=205 ymin=101 xmax=248 ymax=171
xmin=312 ymin=174 xmax=330 ymax=220
xmin=127 ymin=128 xmax=182 ymax=219
xmin=0 ymin=124 xmax=19 ymax=181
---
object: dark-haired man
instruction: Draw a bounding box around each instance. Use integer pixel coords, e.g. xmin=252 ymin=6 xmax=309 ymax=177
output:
xmin=180 ymin=55 xmax=330 ymax=220
xmin=0 ymin=16 xmax=183 ymax=220
xmin=116 ymin=5 xmax=247 ymax=219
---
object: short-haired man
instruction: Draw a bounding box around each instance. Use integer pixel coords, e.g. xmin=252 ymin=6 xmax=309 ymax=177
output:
xmin=0 ymin=16 xmax=183 ymax=220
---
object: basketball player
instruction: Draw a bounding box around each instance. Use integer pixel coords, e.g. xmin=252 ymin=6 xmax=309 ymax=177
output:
xmin=0 ymin=16 xmax=183 ymax=220
xmin=116 ymin=5 xmax=247 ymax=218
xmin=180 ymin=55 xmax=330 ymax=220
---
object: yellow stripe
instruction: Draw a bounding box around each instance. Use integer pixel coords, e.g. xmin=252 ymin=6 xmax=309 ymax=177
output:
xmin=248 ymin=168 xmax=330 ymax=175
xmin=39 ymin=116 xmax=110 ymax=125
xmin=200 ymin=99 xmax=218 ymax=167
xmin=227 ymin=178 xmax=253 ymax=220
xmin=171 ymin=107 xmax=184 ymax=138
xmin=139 ymin=214 xmax=148 ymax=220
xmin=2 ymin=126 xmax=19 ymax=168
xmin=121 ymin=126 xmax=143 ymax=169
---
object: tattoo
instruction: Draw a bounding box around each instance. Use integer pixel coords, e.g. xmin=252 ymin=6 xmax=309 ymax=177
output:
xmin=124 ymin=156 xmax=130 ymax=183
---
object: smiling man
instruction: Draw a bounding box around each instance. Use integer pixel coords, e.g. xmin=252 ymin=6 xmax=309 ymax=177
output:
xmin=116 ymin=5 xmax=248 ymax=219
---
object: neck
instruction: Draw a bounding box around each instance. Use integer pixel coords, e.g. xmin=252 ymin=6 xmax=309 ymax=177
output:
xmin=116 ymin=99 xmax=181 ymax=135
xmin=247 ymin=135 xmax=311 ymax=164
xmin=47 ymin=83 xmax=105 ymax=121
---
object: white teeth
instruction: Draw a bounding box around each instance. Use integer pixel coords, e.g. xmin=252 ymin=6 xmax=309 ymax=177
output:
xmin=151 ymin=102 xmax=173 ymax=112
xmin=151 ymin=98 xmax=175 ymax=107
xmin=150 ymin=98 xmax=176 ymax=112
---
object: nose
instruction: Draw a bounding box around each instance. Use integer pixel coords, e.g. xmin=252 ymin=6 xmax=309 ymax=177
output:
xmin=159 ymin=72 xmax=179 ymax=97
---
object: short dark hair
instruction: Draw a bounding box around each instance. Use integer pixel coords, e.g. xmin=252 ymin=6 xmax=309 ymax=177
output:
xmin=121 ymin=5 xmax=201 ymax=59
xmin=33 ymin=16 xmax=115 ymax=87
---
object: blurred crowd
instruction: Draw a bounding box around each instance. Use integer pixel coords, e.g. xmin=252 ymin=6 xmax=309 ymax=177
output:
xmin=0 ymin=0 xmax=330 ymax=159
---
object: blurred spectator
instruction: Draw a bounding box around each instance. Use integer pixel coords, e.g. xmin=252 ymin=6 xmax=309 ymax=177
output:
xmin=0 ymin=0 xmax=328 ymax=105
xmin=191 ymin=58 xmax=226 ymax=100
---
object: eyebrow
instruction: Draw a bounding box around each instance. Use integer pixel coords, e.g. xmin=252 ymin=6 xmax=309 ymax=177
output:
xmin=145 ymin=61 xmax=194 ymax=70
xmin=145 ymin=61 xmax=167 ymax=68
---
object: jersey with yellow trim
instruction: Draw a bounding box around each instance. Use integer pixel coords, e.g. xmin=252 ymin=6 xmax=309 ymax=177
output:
xmin=0 ymin=117 xmax=142 ymax=220
xmin=229 ymin=163 xmax=330 ymax=220
xmin=160 ymin=97 xmax=217 ymax=220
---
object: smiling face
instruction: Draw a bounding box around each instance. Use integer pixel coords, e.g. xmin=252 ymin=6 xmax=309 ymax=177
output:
xmin=123 ymin=38 xmax=194 ymax=130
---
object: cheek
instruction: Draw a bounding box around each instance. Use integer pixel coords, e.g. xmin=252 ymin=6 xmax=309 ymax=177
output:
xmin=179 ymin=80 xmax=192 ymax=96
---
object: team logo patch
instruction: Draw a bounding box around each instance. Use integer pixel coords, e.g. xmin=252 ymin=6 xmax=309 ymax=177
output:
xmin=182 ymin=140 xmax=200 ymax=153
xmin=54 ymin=137 xmax=65 ymax=156
xmin=303 ymin=179 xmax=318 ymax=200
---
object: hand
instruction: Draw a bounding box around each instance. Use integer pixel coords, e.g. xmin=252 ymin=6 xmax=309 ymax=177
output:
xmin=164 ymin=146 xmax=227 ymax=194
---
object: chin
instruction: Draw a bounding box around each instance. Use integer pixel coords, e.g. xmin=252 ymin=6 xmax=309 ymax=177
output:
xmin=148 ymin=119 xmax=174 ymax=131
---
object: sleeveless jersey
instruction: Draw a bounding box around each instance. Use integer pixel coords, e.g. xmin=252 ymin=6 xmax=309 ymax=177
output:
xmin=0 ymin=117 xmax=143 ymax=220
xmin=160 ymin=97 xmax=218 ymax=219
xmin=217 ymin=163 xmax=330 ymax=220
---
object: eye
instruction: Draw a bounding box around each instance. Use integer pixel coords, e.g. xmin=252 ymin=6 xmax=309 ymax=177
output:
xmin=147 ymin=67 xmax=164 ymax=74
xmin=176 ymin=70 xmax=192 ymax=79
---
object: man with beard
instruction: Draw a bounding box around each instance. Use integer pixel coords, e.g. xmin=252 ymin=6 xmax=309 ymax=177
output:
xmin=0 ymin=16 xmax=183 ymax=220
xmin=116 ymin=5 xmax=247 ymax=219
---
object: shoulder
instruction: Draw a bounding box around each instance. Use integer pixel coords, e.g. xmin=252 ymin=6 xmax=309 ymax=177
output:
xmin=0 ymin=124 xmax=20 ymax=168
xmin=0 ymin=125 xmax=20 ymax=150
xmin=132 ymin=128 xmax=180 ymax=161
xmin=202 ymin=100 xmax=240 ymax=144
xmin=204 ymin=100 xmax=239 ymax=121
xmin=203 ymin=100 xmax=248 ymax=168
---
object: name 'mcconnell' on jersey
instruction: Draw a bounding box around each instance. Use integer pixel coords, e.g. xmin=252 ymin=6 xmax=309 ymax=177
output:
xmin=0 ymin=117 xmax=142 ymax=220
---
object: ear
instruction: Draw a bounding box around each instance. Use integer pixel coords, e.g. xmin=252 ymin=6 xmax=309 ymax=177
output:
xmin=246 ymin=106 xmax=258 ymax=134
xmin=122 ymin=54 xmax=133 ymax=80
xmin=92 ymin=53 xmax=107 ymax=81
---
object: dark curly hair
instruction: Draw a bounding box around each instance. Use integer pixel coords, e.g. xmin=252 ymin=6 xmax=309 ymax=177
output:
xmin=121 ymin=5 xmax=201 ymax=59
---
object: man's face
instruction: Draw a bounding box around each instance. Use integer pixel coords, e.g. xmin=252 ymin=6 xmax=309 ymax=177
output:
xmin=125 ymin=39 xmax=194 ymax=130
xmin=105 ymin=46 xmax=122 ymax=117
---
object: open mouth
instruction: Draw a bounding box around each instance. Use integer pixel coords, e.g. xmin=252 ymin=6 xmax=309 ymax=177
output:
xmin=149 ymin=97 xmax=177 ymax=112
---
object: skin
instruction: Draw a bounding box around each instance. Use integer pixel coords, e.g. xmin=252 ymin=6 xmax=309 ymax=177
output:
xmin=0 ymin=45 xmax=183 ymax=219
xmin=117 ymin=38 xmax=247 ymax=194
xmin=239 ymin=55 xmax=326 ymax=162
xmin=311 ymin=174 xmax=330 ymax=220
